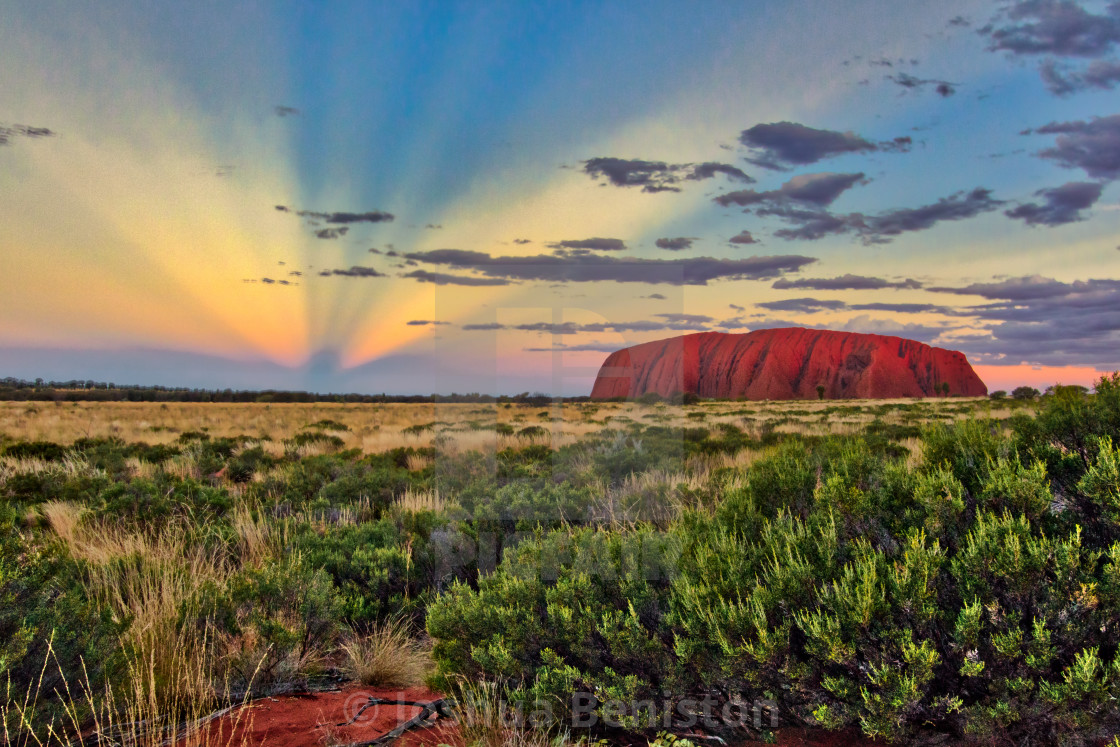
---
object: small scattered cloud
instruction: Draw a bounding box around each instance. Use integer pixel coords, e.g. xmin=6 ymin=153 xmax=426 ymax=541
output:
xmin=425 ymin=223 xmax=443 ymax=229
xmin=1040 ymin=58 xmax=1120 ymax=93
xmin=1005 ymin=181 xmax=1103 ymax=225
xmin=773 ymin=274 xmax=923 ymax=291
xmin=276 ymin=205 xmax=395 ymax=223
xmin=887 ymin=72 xmax=958 ymax=96
xmin=318 ymin=266 xmax=384 ymax=277
xmin=948 ymin=15 xmax=971 ymax=27
xmin=513 ymin=238 xmax=531 ymax=244
xmin=738 ymin=122 xmax=879 ymax=169
xmin=655 ymin=237 xmax=695 ymax=251
xmin=406 ymin=319 xmax=451 ymax=326
xmin=402 ymin=269 xmax=512 ymax=286
xmin=729 ymin=230 xmax=758 ymax=245
xmin=757 ymin=297 xmax=848 ymax=312
xmin=314 ymin=227 xmax=349 ymax=240
xmin=863 ymin=187 xmax=1003 ymax=240
xmin=0 ymin=123 xmax=56 ymax=146
xmin=1029 ymin=114 xmax=1120 ymax=179
xmin=274 ymin=105 xmax=300 ymax=117
xmin=547 ymin=238 xmax=627 ymax=252
xmin=715 ymin=172 xmax=866 ymax=208
xmin=582 ymin=156 xmax=751 ymax=193
xmin=645 ymin=293 xmax=668 ymax=300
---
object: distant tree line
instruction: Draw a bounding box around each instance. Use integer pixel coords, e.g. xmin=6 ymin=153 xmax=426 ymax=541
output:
xmin=0 ymin=377 xmax=578 ymax=405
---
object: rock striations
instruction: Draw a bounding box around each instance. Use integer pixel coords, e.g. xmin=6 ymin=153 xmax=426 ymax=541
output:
xmin=590 ymin=328 xmax=987 ymax=400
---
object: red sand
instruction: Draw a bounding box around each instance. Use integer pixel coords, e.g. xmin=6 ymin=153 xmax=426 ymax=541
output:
xmin=590 ymin=328 xmax=987 ymax=400
xmin=194 ymin=686 xmax=458 ymax=747
xmin=195 ymin=686 xmax=879 ymax=747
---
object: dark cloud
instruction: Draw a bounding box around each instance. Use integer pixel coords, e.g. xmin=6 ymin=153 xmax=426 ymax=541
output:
xmin=880 ymin=136 xmax=914 ymax=153
xmin=759 ymin=187 xmax=1001 ymax=243
xmin=738 ymin=122 xmax=878 ymax=169
xmin=773 ymin=274 xmax=923 ymax=290
xmin=645 ymin=293 xmax=668 ymax=300
xmin=981 ymin=0 xmax=1120 ymax=57
xmin=935 ymin=276 xmax=1120 ymax=368
xmin=462 ymin=323 xmax=505 ymax=331
xmin=714 ymin=172 xmax=866 ymax=208
xmin=402 ymin=270 xmax=511 ymax=286
xmin=686 ymin=162 xmax=752 ymax=182
xmin=729 ymin=303 xmax=746 ymax=312
xmin=582 ymin=156 xmax=751 ymax=193
xmin=548 ymin=238 xmax=627 ymax=252
xmin=0 ymin=123 xmax=56 ymax=146
xmin=314 ymin=227 xmax=349 ymax=240
xmin=1030 ymin=114 xmax=1120 ymax=179
xmin=948 ymin=15 xmax=971 ymax=27
xmin=763 ymin=206 xmax=861 ymax=241
xmin=406 ymin=320 xmax=450 ymax=326
xmin=1041 ymin=58 xmax=1120 ymax=93
xmin=319 ymin=266 xmax=384 ymax=278
xmin=888 ymin=72 xmax=958 ymax=96
xmin=274 ymin=105 xmax=300 ymax=117
xmin=862 ymin=187 xmax=1003 ymax=240
xmin=655 ymin=237 xmax=695 ymax=251
xmin=1005 ymin=180 xmax=1103 ymax=225
xmin=289 ymin=270 xmax=303 ymax=277
xmin=848 ymin=302 xmax=948 ymax=313
xmin=276 ymin=205 xmax=395 ymax=223
xmin=757 ymin=297 xmax=847 ymax=312
xmin=729 ymin=230 xmax=758 ymax=245
xmin=513 ymin=238 xmax=531 ymax=244
xmin=656 ymin=313 xmax=716 ymax=324
xmin=403 ymin=248 xmax=817 ymax=285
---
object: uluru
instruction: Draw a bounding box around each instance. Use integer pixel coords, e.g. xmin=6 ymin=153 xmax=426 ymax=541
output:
xmin=590 ymin=328 xmax=987 ymax=400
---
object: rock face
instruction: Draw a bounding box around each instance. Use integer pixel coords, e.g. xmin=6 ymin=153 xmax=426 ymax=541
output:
xmin=590 ymin=328 xmax=987 ymax=400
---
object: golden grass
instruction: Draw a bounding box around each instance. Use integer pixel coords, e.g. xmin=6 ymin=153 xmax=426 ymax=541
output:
xmin=339 ymin=623 xmax=430 ymax=689
xmin=395 ymin=487 xmax=448 ymax=514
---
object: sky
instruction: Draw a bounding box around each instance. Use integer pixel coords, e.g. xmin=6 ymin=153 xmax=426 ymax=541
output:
xmin=1 ymin=0 xmax=1118 ymax=395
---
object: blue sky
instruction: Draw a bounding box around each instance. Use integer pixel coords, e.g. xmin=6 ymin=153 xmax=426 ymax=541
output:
xmin=1 ymin=0 xmax=1118 ymax=393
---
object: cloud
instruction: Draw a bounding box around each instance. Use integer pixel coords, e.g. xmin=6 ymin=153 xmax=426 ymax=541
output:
xmin=1005 ymin=181 xmax=1103 ymax=225
xmin=738 ymin=122 xmax=878 ymax=169
xmin=729 ymin=303 xmax=746 ymax=312
xmin=462 ymin=322 xmax=506 ymax=331
xmin=276 ymin=205 xmax=395 ymax=223
xmin=655 ymin=237 xmax=695 ymax=251
xmin=406 ymin=319 xmax=450 ymax=326
xmin=980 ymin=0 xmax=1120 ymax=58
xmin=314 ymin=227 xmax=349 ymax=239
xmin=862 ymin=187 xmax=1003 ymax=240
xmin=524 ymin=342 xmax=628 ymax=353
xmin=273 ymin=105 xmax=300 ymax=117
xmin=513 ymin=238 xmax=531 ymax=244
xmin=645 ymin=293 xmax=668 ymax=300
xmin=933 ymin=275 xmax=1120 ymax=367
xmin=318 ymin=266 xmax=384 ymax=277
xmin=582 ymin=156 xmax=751 ymax=193
xmin=757 ymin=297 xmax=848 ymax=312
xmin=548 ymin=238 xmax=627 ymax=251
xmin=760 ymin=188 xmax=1003 ymax=243
xmin=1040 ymin=58 xmax=1120 ymax=93
xmin=403 ymin=248 xmax=817 ymax=285
xmin=887 ymin=72 xmax=958 ymax=96
xmin=1030 ymin=114 xmax=1120 ymax=179
xmin=729 ymin=230 xmax=758 ymax=245
xmin=686 ymin=162 xmax=752 ymax=182
xmin=425 ymin=223 xmax=443 ymax=229
xmin=0 ymin=123 xmax=56 ymax=146
xmin=948 ymin=15 xmax=971 ymax=27
xmin=773 ymin=274 xmax=922 ymax=290
xmin=402 ymin=269 xmax=511 ymax=286
xmin=715 ymin=172 xmax=866 ymax=208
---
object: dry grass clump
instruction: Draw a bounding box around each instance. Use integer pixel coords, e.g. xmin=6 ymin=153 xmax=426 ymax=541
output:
xmin=339 ymin=623 xmax=430 ymax=689
xmin=396 ymin=488 xmax=448 ymax=514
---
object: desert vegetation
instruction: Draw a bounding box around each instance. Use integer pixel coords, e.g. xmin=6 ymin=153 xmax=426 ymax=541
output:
xmin=2 ymin=382 xmax=1117 ymax=745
